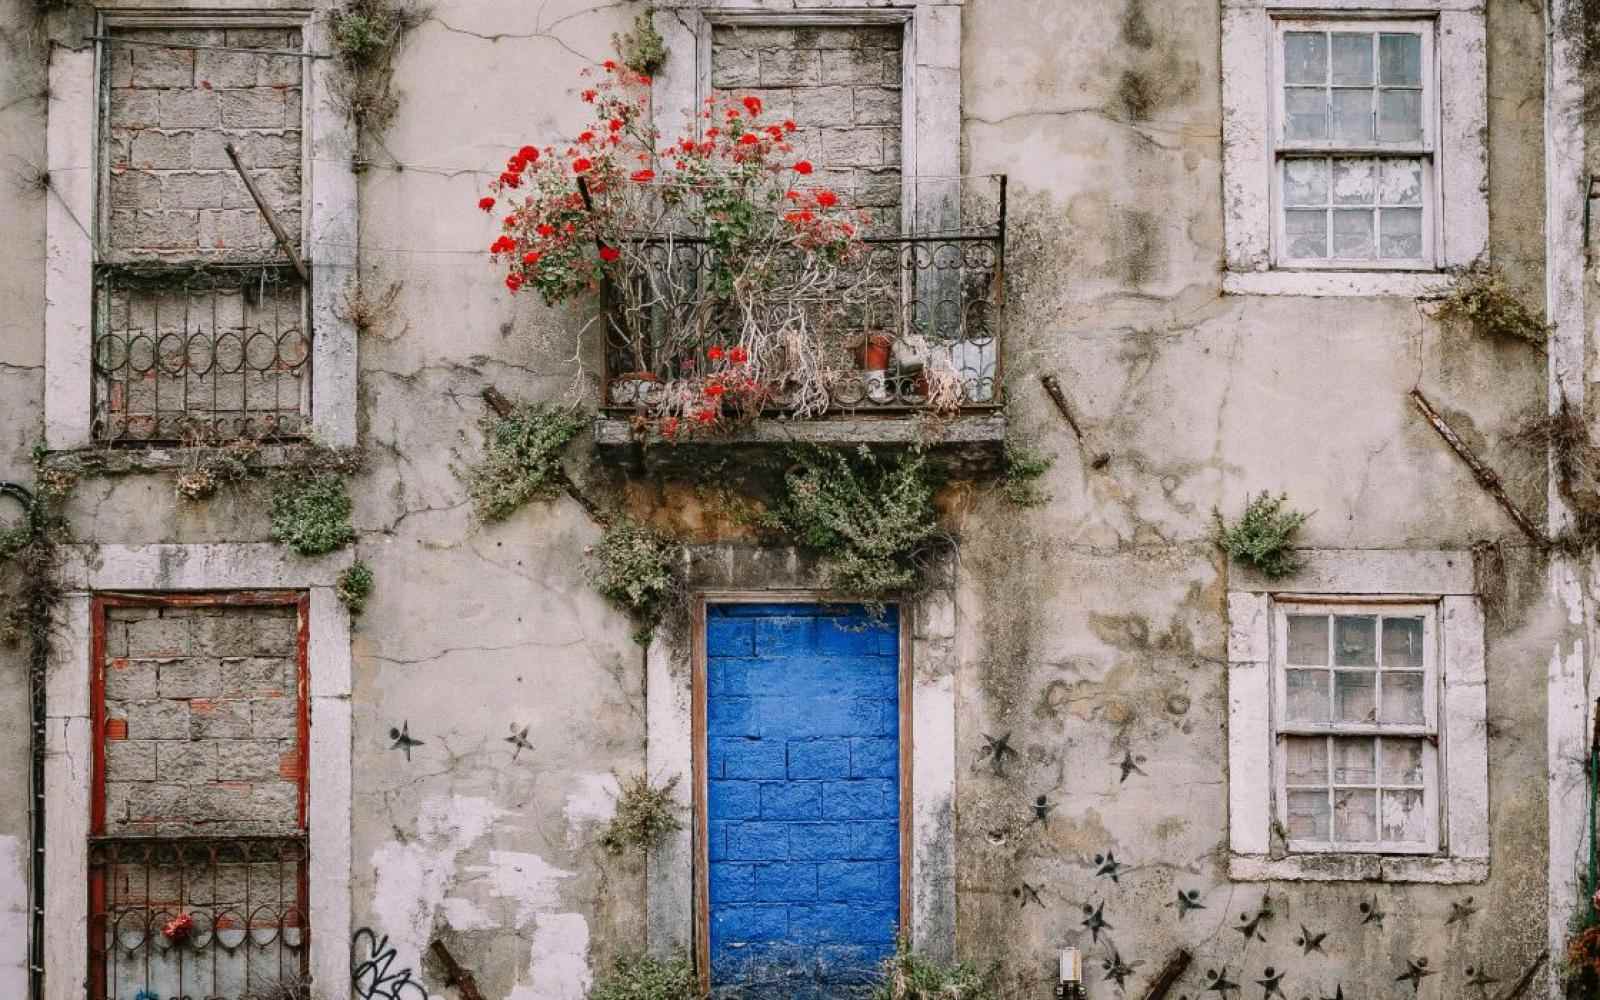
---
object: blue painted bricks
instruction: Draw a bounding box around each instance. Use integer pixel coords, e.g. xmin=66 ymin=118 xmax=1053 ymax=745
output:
xmin=706 ymin=603 xmax=900 ymax=993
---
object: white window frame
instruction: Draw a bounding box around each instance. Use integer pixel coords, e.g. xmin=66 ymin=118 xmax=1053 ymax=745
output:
xmin=1270 ymin=19 xmax=1436 ymax=271
xmin=1227 ymin=549 xmax=1488 ymax=883
xmin=44 ymin=6 xmax=358 ymax=451
xmin=1220 ymin=0 xmax=1487 ymax=297
xmin=1271 ymin=601 xmax=1440 ymax=854
xmin=44 ymin=544 xmax=355 ymax=1000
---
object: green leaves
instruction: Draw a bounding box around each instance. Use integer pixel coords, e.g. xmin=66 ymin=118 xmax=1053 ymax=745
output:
xmin=464 ymin=403 xmax=584 ymax=522
xmin=586 ymin=517 xmax=681 ymax=644
xmin=269 ymin=474 xmax=356 ymax=556
xmin=1215 ymin=492 xmax=1311 ymax=579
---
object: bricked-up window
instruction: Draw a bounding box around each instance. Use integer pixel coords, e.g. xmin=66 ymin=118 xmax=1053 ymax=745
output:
xmin=711 ymin=24 xmax=903 ymax=235
xmin=90 ymin=595 xmax=309 ymax=1000
xmin=96 ymin=25 xmax=310 ymax=444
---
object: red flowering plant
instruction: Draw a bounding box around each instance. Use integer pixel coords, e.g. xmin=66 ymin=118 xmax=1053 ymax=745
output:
xmin=476 ymin=64 xmax=872 ymax=434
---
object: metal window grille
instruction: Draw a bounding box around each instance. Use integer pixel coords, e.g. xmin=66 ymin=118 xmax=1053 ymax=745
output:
xmin=88 ymin=836 xmax=309 ymax=1000
xmin=92 ymin=264 xmax=311 ymax=445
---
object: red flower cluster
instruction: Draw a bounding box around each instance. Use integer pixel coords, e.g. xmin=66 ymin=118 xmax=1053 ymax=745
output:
xmin=162 ymin=913 xmax=194 ymax=944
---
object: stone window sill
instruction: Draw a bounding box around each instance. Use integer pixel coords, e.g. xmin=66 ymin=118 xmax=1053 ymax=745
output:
xmin=1230 ymin=853 xmax=1488 ymax=884
xmin=42 ymin=443 xmax=349 ymax=479
xmin=1223 ymin=269 xmax=1454 ymax=299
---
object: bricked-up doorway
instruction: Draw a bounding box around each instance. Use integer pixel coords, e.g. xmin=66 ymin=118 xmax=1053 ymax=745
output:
xmin=89 ymin=593 xmax=310 ymax=1000
xmin=697 ymin=601 xmax=909 ymax=998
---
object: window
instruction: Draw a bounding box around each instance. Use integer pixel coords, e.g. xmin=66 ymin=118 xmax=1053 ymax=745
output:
xmin=1225 ymin=550 xmax=1489 ymax=883
xmin=1219 ymin=2 xmax=1487 ymax=296
xmin=1274 ymin=604 xmax=1438 ymax=853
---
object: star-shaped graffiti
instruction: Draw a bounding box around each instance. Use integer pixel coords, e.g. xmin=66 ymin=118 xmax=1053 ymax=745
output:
xmin=1254 ymin=966 xmax=1286 ymax=1000
xmin=1320 ymin=987 xmax=1346 ymax=1000
xmin=1031 ymin=794 xmax=1055 ymax=826
xmin=1359 ymin=896 xmax=1385 ymax=928
xmin=981 ymin=732 xmax=1019 ymax=777
xmin=1204 ymin=967 xmax=1241 ymax=996
xmin=1396 ymin=957 xmax=1435 ymax=993
xmin=1295 ymin=924 xmax=1327 ymax=955
xmin=1014 ymin=882 xmax=1044 ymax=909
xmin=504 ymin=723 xmax=533 ymax=761
xmin=389 ymin=721 xmax=423 ymax=761
xmin=1101 ymin=946 xmax=1142 ymax=990
xmin=1118 ymin=749 xmax=1147 ymax=782
xmin=1175 ymin=888 xmax=1206 ymax=919
xmin=1081 ymin=900 xmax=1112 ymax=943
xmin=1094 ymin=851 xmax=1124 ymax=883
xmin=1233 ymin=899 xmax=1273 ymax=944
xmin=1465 ymin=966 xmax=1499 ymax=993
xmin=1446 ymin=896 xmax=1479 ymax=926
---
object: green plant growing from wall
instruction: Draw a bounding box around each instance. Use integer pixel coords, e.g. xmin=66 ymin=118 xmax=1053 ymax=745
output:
xmin=999 ymin=445 xmax=1053 ymax=507
xmin=1215 ymin=492 xmax=1310 ymax=579
xmin=336 ymin=561 xmax=375 ymax=616
xmin=330 ymin=0 xmax=426 ymax=144
xmin=771 ymin=446 xmax=945 ymax=607
xmin=174 ymin=433 xmax=259 ymax=503
xmin=464 ymin=402 xmax=584 ymax=522
xmin=599 ymin=772 xmax=682 ymax=855
xmin=612 ymin=10 xmax=668 ymax=76
xmin=587 ymin=952 xmax=700 ymax=1000
xmin=586 ymin=517 xmax=682 ymax=644
xmin=1434 ymin=260 xmax=1551 ymax=348
xmin=270 ymin=473 xmax=356 ymax=556
xmin=871 ymin=935 xmax=999 ymax=1000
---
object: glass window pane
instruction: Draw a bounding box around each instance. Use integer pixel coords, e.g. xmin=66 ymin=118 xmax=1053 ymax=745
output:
xmin=1285 ymin=736 xmax=1329 ymax=784
xmin=1334 ymin=788 xmax=1377 ymax=841
xmin=1287 ymin=614 xmax=1329 ymax=663
xmin=1285 ymin=31 xmax=1329 ymax=85
xmin=1285 ymin=210 xmax=1328 ymax=258
xmin=1333 ymin=210 xmax=1375 ymax=258
xmin=1380 ymin=738 xmax=1426 ymax=785
xmin=1286 ymin=88 xmax=1328 ymax=141
xmin=1286 ymin=669 xmax=1331 ymax=722
xmin=1331 ymin=33 xmax=1374 ymax=85
xmin=1380 ymin=208 xmax=1424 ymax=260
xmin=1334 ymin=670 xmax=1376 ymax=722
xmin=1379 ymin=159 xmax=1424 ymax=206
xmin=1381 ymin=788 xmax=1427 ymax=843
xmin=1379 ymin=33 xmax=1422 ymax=86
xmin=1288 ymin=789 xmax=1331 ymax=840
xmin=1331 ymin=89 xmax=1374 ymax=142
xmin=1381 ymin=671 xmax=1426 ymax=724
xmin=1332 ymin=157 xmax=1377 ymax=205
xmin=1332 ymin=736 xmax=1376 ymax=784
xmin=1334 ymin=616 xmax=1377 ymax=666
xmin=1378 ymin=89 xmax=1422 ymax=143
xmin=1381 ymin=617 xmax=1425 ymax=667
xmin=1283 ymin=160 xmax=1330 ymax=207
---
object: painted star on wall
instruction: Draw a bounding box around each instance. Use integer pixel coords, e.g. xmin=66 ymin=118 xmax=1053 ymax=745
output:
xmin=1094 ymin=851 xmax=1124 ymax=883
xmin=1102 ymin=946 xmax=1142 ymax=990
xmin=1254 ymin=967 xmax=1285 ymax=1000
xmin=1118 ymin=749 xmax=1147 ymax=782
xmin=1014 ymin=882 xmax=1045 ymax=909
xmin=1359 ymin=896 xmax=1386 ymax=928
xmin=1175 ymin=888 xmax=1206 ymax=919
xmin=1319 ymin=987 xmax=1346 ymax=1000
xmin=1396 ymin=957 xmax=1435 ymax=993
xmin=504 ymin=723 xmax=533 ymax=761
xmin=388 ymin=721 xmax=423 ymax=761
xmin=1031 ymin=794 xmax=1055 ymax=826
xmin=1234 ymin=900 xmax=1273 ymax=944
xmin=1465 ymin=966 xmax=1500 ymax=993
xmin=1081 ymin=901 xmax=1113 ymax=943
xmin=981 ymin=732 xmax=1019 ymax=776
xmin=1204 ymin=967 xmax=1241 ymax=996
xmin=1295 ymin=925 xmax=1328 ymax=955
xmin=1446 ymin=896 xmax=1479 ymax=926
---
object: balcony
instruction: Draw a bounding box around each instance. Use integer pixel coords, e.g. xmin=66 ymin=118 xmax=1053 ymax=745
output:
xmin=88 ymin=836 xmax=308 ymax=1000
xmin=593 ymin=175 xmax=1009 ymax=467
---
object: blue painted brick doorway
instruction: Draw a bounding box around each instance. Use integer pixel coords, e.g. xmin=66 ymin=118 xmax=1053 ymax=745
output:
xmin=705 ymin=603 xmax=902 ymax=998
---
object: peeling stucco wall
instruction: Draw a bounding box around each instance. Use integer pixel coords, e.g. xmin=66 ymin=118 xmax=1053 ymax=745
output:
xmin=0 ymin=0 xmax=1581 ymax=998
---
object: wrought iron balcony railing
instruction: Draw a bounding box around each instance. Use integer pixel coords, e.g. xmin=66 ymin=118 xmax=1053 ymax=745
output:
xmin=602 ymin=175 xmax=1006 ymax=418
xmin=92 ymin=264 xmax=311 ymax=446
xmin=89 ymin=835 xmax=308 ymax=1000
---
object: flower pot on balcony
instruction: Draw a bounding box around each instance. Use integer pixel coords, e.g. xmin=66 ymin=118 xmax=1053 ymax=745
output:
xmin=857 ymin=332 xmax=894 ymax=404
xmin=610 ymin=371 xmax=661 ymax=407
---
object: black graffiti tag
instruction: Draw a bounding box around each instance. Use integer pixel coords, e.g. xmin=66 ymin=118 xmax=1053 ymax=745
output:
xmin=352 ymin=927 xmax=431 ymax=1000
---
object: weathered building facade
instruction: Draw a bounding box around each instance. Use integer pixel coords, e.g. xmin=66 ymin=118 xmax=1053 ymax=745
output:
xmin=0 ymin=0 xmax=1595 ymax=998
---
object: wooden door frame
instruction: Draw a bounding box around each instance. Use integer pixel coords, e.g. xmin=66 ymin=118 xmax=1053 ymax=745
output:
xmin=691 ymin=592 xmax=914 ymax=994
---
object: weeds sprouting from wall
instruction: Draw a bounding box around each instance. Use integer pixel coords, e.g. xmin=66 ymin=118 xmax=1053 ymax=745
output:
xmin=1434 ymin=261 xmax=1551 ymax=349
xmin=587 ymin=952 xmax=700 ymax=1000
xmin=239 ymin=976 xmax=316 ymax=1000
xmin=999 ymin=445 xmax=1052 ymax=507
xmin=769 ymin=447 xmax=945 ymax=608
xmin=871 ymin=935 xmax=1000 ymax=1000
xmin=586 ymin=517 xmax=683 ymax=645
xmin=1215 ymin=492 xmax=1310 ymax=579
xmin=337 ymin=278 xmax=403 ymax=337
xmin=613 ymin=10 xmax=668 ymax=76
xmin=464 ymin=402 xmax=584 ymax=522
xmin=1518 ymin=396 xmax=1600 ymax=552
xmin=330 ymin=0 xmax=425 ymax=145
xmin=336 ymin=561 xmax=374 ymax=616
xmin=174 ymin=432 xmax=259 ymax=503
xmin=270 ymin=473 xmax=356 ymax=555
xmin=599 ymin=772 xmax=682 ymax=855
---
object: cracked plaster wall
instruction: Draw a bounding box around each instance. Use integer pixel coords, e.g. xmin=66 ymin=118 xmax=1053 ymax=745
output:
xmin=0 ymin=0 xmax=1575 ymax=998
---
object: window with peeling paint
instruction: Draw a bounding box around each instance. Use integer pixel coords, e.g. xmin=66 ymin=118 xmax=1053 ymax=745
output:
xmin=1271 ymin=19 xmax=1436 ymax=270
xmin=1273 ymin=603 xmax=1440 ymax=854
